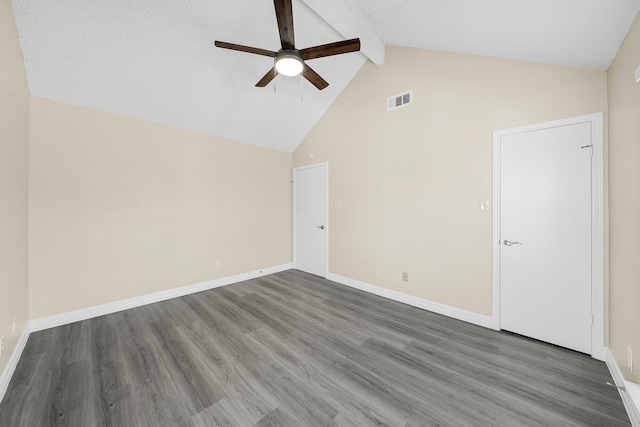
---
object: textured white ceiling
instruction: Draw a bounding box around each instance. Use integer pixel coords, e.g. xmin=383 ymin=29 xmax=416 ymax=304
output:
xmin=12 ymin=0 xmax=640 ymax=152
xmin=340 ymin=0 xmax=640 ymax=71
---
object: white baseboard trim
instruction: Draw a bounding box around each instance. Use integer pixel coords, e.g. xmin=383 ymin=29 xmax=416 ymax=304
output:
xmin=325 ymin=273 xmax=495 ymax=330
xmin=30 ymin=263 xmax=293 ymax=332
xmin=0 ymin=327 xmax=30 ymax=404
xmin=606 ymin=349 xmax=640 ymax=426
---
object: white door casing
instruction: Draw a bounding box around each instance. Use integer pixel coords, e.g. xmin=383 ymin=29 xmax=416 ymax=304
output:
xmin=293 ymin=163 xmax=328 ymax=277
xmin=492 ymin=113 xmax=604 ymax=360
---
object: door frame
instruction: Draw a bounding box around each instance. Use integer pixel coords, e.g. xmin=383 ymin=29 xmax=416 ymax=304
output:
xmin=293 ymin=162 xmax=329 ymax=277
xmin=491 ymin=113 xmax=605 ymax=360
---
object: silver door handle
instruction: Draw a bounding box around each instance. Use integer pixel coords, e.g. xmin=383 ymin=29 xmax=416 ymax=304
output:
xmin=316 ymin=225 xmax=325 ymax=230
xmin=503 ymin=239 xmax=522 ymax=246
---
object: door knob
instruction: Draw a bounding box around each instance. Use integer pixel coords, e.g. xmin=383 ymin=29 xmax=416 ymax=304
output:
xmin=503 ymin=239 xmax=522 ymax=246
xmin=316 ymin=225 xmax=325 ymax=230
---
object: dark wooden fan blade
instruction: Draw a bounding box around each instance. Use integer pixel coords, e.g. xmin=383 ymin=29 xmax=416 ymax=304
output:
xmin=256 ymin=67 xmax=278 ymax=87
xmin=302 ymin=64 xmax=329 ymax=90
xmin=273 ymin=0 xmax=295 ymax=50
xmin=215 ymin=41 xmax=277 ymax=58
xmin=299 ymin=38 xmax=361 ymax=60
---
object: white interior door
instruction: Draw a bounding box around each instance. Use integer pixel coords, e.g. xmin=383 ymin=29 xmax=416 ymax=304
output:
xmin=294 ymin=163 xmax=327 ymax=277
xmin=499 ymin=122 xmax=593 ymax=354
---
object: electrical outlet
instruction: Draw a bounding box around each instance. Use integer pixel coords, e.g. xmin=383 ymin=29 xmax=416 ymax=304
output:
xmin=628 ymin=346 xmax=634 ymax=371
xmin=215 ymin=260 xmax=221 ymax=270
xmin=375 ymin=266 xmax=382 ymax=276
xmin=0 ymin=335 xmax=5 ymax=358
xmin=12 ymin=315 xmax=16 ymax=333
xmin=402 ymin=272 xmax=408 ymax=282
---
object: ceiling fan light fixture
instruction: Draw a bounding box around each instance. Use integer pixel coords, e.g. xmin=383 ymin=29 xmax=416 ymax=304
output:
xmin=214 ymin=0 xmax=360 ymax=89
xmin=275 ymin=50 xmax=303 ymax=76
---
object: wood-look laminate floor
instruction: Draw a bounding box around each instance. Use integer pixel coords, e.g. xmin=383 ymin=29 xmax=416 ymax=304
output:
xmin=0 ymin=270 xmax=630 ymax=426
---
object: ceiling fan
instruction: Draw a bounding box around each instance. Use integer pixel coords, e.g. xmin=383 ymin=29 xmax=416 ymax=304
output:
xmin=214 ymin=0 xmax=361 ymax=90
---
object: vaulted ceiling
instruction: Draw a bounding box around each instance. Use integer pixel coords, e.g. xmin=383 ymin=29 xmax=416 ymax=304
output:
xmin=13 ymin=0 xmax=640 ymax=152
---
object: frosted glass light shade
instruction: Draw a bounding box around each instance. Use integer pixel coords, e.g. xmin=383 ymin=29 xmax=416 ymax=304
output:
xmin=275 ymin=52 xmax=303 ymax=76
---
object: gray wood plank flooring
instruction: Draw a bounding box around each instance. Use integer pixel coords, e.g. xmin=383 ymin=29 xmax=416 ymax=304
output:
xmin=0 ymin=270 xmax=631 ymax=426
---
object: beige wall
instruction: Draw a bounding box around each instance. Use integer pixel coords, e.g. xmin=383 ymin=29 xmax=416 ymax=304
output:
xmin=608 ymin=13 xmax=640 ymax=383
xmin=294 ymin=47 xmax=607 ymax=316
xmin=29 ymin=98 xmax=292 ymax=319
xmin=0 ymin=0 xmax=30 ymax=375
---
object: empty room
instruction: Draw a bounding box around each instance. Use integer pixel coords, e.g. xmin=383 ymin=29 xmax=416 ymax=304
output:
xmin=1 ymin=0 xmax=639 ymax=425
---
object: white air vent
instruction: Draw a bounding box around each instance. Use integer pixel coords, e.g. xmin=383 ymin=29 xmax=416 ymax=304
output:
xmin=387 ymin=90 xmax=412 ymax=111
